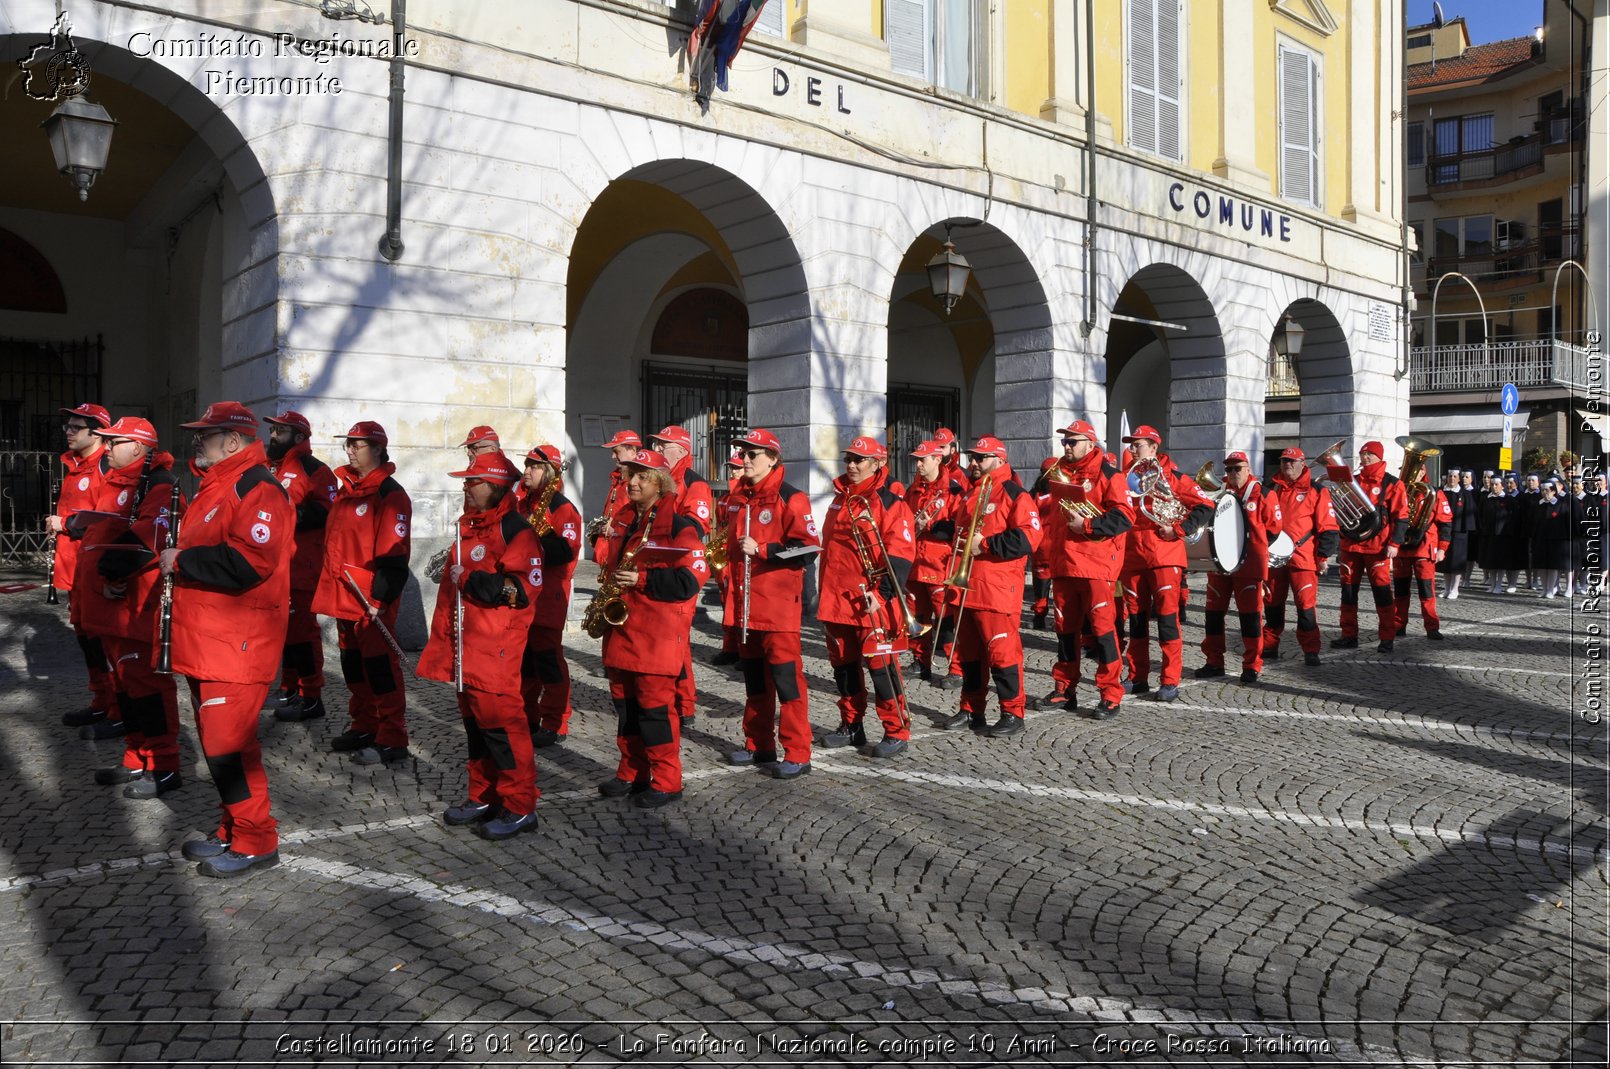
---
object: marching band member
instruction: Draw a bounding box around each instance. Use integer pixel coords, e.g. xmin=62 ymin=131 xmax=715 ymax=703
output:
xmin=1393 ymin=470 xmax=1452 ymax=640
xmin=160 ymin=402 xmax=294 ymax=878
xmin=1262 ymin=447 xmax=1338 ymax=667
xmin=518 ymin=444 xmax=583 ymax=747
xmin=1195 ymin=452 xmax=1282 ymax=683
xmin=903 ymin=440 xmax=965 ymax=687
xmin=265 ymin=411 xmax=339 ymax=723
xmin=721 ymin=429 xmax=820 ymax=770
xmin=312 ymin=421 xmax=414 ymax=764
xmin=52 ymin=403 xmax=120 ymax=737
xmin=1331 ymin=441 xmax=1410 ymax=653
xmin=1029 ymin=422 xmax=1128 ymax=720
xmin=595 ymin=449 xmax=709 ymax=807
xmin=460 ymin=425 xmax=502 ymax=461
xmin=589 ymin=429 xmax=642 ymax=562
xmin=76 ymin=418 xmax=184 ymax=796
xmin=818 ymin=436 xmax=917 ymax=761
xmin=707 ymin=447 xmax=747 ymax=668
xmin=1117 ymin=426 xmax=1213 ymax=703
xmin=1029 ymin=456 xmax=1057 ymax=631
xmin=932 ymin=427 xmax=971 ymax=493
xmin=649 ymin=425 xmax=713 ymax=728
xmin=418 ymin=451 xmax=542 ymax=841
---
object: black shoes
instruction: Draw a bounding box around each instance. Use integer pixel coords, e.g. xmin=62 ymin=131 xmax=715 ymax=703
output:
xmin=941 ymin=711 xmax=976 ymax=731
xmin=1426 ymin=630 xmax=1444 ymax=641
xmin=1154 ymin=685 xmax=1179 ymax=702
xmin=821 ymin=724 xmax=866 ymax=748
xmin=1033 ymin=689 xmax=1071 ymax=712
xmin=63 ymin=706 xmax=107 ymax=728
xmin=329 ymin=730 xmax=374 ymax=753
xmin=633 ymin=789 xmax=682 ymax=809
xmin=933 ymin=674 xmax=961 ymax=691
xmin=444 ymin=800 xmax=494 ymax=826
xmin=1304 ymin=652 xmax=1322 ymax=666
xmin=1330 ymin=636 xmax=1359 ymax=650
xmin=531 ymin=728 xmax=566 ymax=748
xmin=475 ymin=809 xmax=537 ymax=841
xmin=597 ymin=777 xmax=649 ymax=798
xmin=708 ymin=649 xmax=740 ymax=667
xmin=94 ymin=766 xmax=142 ymax=786
xmin=769 ymin=761 xmax=810 ymax=779
xmin=124 ymin=771 xmax=182 ymax=799
xmin=1377 ymin=640 xmax=1394 ymax=653
xmin=1123 ymin=680 xmax=1151 ymax=695
xmin=1395 ymin=627 xmax=1408 ymax=638
xmin=351 ymin=745 xmax=410 ymax=765
xmin=1032 ymin=611 xmax=1048 ymax=631
xmin=726 ymin=749 xmax=778 ymax=765
xmin=1239 ymin=669 xmax=1259 ymax=685
xmin=986 ymin=715 xmax=1025 ymax=738
xmin=1193 ymin=665 xmax=1226 ymax=679
xmin=198 ymin=849 xmax=280 ymax=878
xmin=1085 ymin=700 xmax=1120 ymax=721
xmin=181 ymin=835 xmax=231 ymax=861
xmin=274 ymin=696 xmax=325 ymax=722
xmin=871 ymin=738 xmax=908 ymax=759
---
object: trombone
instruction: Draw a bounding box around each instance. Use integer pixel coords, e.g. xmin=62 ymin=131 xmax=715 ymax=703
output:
xmin=942 ymin=471 xmax=993 ymax=672
xmin=846 ymin=496 xmax=930 ymax=644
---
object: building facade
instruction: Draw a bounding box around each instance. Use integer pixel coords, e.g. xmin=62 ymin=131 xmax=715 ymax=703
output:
xmin=1 ymin=0 xmax=1408 ymax=572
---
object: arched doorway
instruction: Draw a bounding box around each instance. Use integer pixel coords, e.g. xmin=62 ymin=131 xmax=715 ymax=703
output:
xmin=1263 ymin=298 xmax=1354 ymax=472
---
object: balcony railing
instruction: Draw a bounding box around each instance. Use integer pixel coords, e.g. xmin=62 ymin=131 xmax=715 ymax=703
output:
xmin=1424 ymin=121 xmax=1578 ymax=189
xmin=1418 ymin=225 xmax=1581 ymax=290
xmin=1407 ymin=339 xmax=1595 ymax=392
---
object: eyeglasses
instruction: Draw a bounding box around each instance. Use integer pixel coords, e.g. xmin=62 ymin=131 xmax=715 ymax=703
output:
xmin=740 ymin=449 xmax=766 ymax=460
xmin=192 ymin=429 xmax=226 ymax=443
xmin=105 ymin=438 xmax=135 ymax=447
xmin=63 ymin=423 xmax=91 ymax=433
xmin=843 ymin=455 xmax=870 ymax=464
xmin=343 ymin=439 xmax=371 ymax=450
xmin=1280 ymin=459 xmax=1304 ymax=464
xmin=1224 ymin=465 xmax=1248 ymax=473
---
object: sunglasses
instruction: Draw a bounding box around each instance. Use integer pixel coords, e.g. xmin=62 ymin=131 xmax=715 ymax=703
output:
xmin=63 ymin=422 xmax=92 ymax=433
xmin=1060 ymin=437 xmax=1079 ymax=446
xmin=843 ymin=454 xmax=871 ymax=464
xmin=1224 ymin=465 xmax=1248 ymax=472
xmin=740 ymin=449 xmax=767 ymax=460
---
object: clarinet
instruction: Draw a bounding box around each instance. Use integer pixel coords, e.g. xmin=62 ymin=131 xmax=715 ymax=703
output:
xmin=453 ymin=528 xmax=464 ymax=693
xmin=45 ymin=477 xmax=60 ymax=605
xmin=154 ymin=483 xmax=182 ymax=674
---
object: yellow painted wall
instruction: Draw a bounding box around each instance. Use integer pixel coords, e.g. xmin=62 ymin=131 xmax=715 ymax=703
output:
xmin=1185 ymin=2 xmax=1220 ymax=173
xmin=1093 ymin=1 xmax=1126 ymax=143
xmin=1004 ymin=0 xmax=1051 ymax=117
xmin=1254 ymin=11 xmax=1352 ymax=215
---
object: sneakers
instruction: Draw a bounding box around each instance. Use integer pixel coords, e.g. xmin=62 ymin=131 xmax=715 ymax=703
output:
xmin=769 ymin=760 xmax=811 ymax=779
xmin=1126 ymin=680 xmax=1151 ymax=696
xmin=707 ymin=649 xmax=740 ymax=667
xmin=933 ymin=674 xmax=961 ymax=691
xmin=329 ymin=730 xmax=375 ymax=753
xmin=1239 ymin=669 xmax=1259 ymax=685
xmin=1084 ymin=700 xmax=1120 ymax=721
xmin=181 ymin=834 xmax=231 ymax=861
xmin=124 ymin=771 xmax=182 ymax=799
xmin=941 ymin=710 xmax=980 ymax=731
xmin=1330 ymin=636 xmax=1359 ymax=650
xmin=80 ymin=719 xmax=125 ymax=740
xmin=1193 ymin=664 xmax=1225 ymax=679
xmin=475 ymin=809 xmax=537 ymax=841
xmin=1303 ymin=652 xmax=1322 ymax=667
xmin=916 ymin=663 xmax=933 ymax=683
xmin=633 ymin=789 xmax=682 ymax=809
xmin=94 ymin=765 xmax=142 ymax=786
xmin=1264 ymin=648 xmax=1282 ymax=661
xmin=443 ymin=800 xmax=494 ymax=826
xmin=726 ymin=748 xmax=778 ymax=765
xmin=274 ymin=696 xmax=325 ymax=722
xmin=531 ymin=728 xmax=566 ymax=748
xmin=272 ymin=688 xmax=296 ymax=707
xmin=821 ymin=724 xmax=866 ymax=749
xmin=62 ymin=706 xmax=108 ymax=728
xmin=597 ymin=777 xmax=647 ymax=798
xmin=1154 ymin=685 xmax=1179 ymax=702
xmin=351 ymin=745 xmax=410 ymax=765
xmin=1033 ymin=688 xmax=1071 ymax=712
xmin=986 ymin=714 xmax=1025 ymax=738
xmin=871 ymin=738 xmax=908 ymax=759
xmin=1426 ymin=630 xmax=1444 ymax=641
xmin=1377 ymin=640 xmax=1394 ymax=653
xmin=198 ymin=849 xmax=280 ymax=878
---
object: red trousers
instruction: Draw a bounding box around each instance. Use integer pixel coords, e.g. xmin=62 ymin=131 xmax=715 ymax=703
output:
xmin=1393 ymin=556 xmax=1442 ymax=635
xmin=1049 ymin=577 xmax=1122 ymax=705
xmin=279 ymin=586 xmax=324 ymax=700
xmin=1339 ymin=552 xmax=1396 ymax=642
xmin=675 ymin=648 xmax=696 ymax=721
xmin=336 ymin=612 xmax=408 ymax=748
xmin=953 ymin=606 xmax=1029 ymax=718
xmin=75 ymin=627 xmax=120 ymax=721
xmin=107 ymin=636 xmax=180 ymax=774
xmin=822 ymin=621 xmax=910 ymax=740
xmin=908 ymin=581 xmax=960 ymax=677
xmin=1121 ymin=565 xmax=1186 ymax=687
xmin=1264 ymin=567 xmax=1322 ymax=656
xmin=737 ymin=629 xmax=813 ymax=762
xmin=1202 ymin=570 xmax=1266 ymax=672
xmin=459 ymin=688 xmax=538 ymax=815
xmin=609 ymin=670 xmax=683 ymax=793
xmin=519 ymin=624 xmax=571 ymax=734
xmin=185 ymin=678 xmax=277 ymax=855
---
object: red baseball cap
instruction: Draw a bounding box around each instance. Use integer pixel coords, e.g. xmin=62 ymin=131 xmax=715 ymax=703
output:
xmin=338 ymin=421 xmax=388 ymax=446
xmin=449 ymin=451 xmax=521 ymax=484
xmin=911 ymin=440 xmax=944 ymax=459
xmin=264 ymin=410 xmax=312 ymax=436
xmin=1057 ymin=420 xmax=1099 ymax=442
xmin=1122 ymin=424 xmax=1161 ymax=444
xmin=968 ymin=435 xmax=1009 ymax=460
xmin=1361 ymin=440 xmax=1385 ymax=459
xmin=459 ymin=425 xmax=499 ymax=448
xmin=1224 ymin=451 xmax=1251 ymax=467
xmin=601 ymin=429 xmax=641 ymax=450
xmin=524 ymin=443 xmax=563 ymax=469
xmin=621 ymin=448 xmax=670 ymax=472
xmin=844 ymin=436 xmax=887 ymax=460
xmin=1280 ymin=446 xmax=1306 ymax=461
xmin=727 ymin=448 xmax=745 ymax=469
xmin=93 ymin=416 xmax=158 ymax=447
xmin=60 ymin=403 xmax=112 ymax=429
xmin=181 ymin=401 xmax=259 ymax=437
xmin=649 ymin=426 xmax=693 ymax=451
xmin=932 ymin=427 xmax=958 ymax=446
xmin=734 ymin=428 xmax=781 ymax=454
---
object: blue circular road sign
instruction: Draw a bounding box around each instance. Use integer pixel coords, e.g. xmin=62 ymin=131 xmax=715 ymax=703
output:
xmin=1500 ymin=383 xmax=1519 ymax=416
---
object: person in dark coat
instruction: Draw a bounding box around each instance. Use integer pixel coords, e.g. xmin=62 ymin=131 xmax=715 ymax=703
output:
xmin=1437 ymin=469 xmax=1476 ymax=600
xmin=1568 ymin=476 xmax=1590 ymax=597
xmin=1537 ymin=480 xmax=1574 ymax=598
xmin=1514 ymin=473 xmax=1543 ymax=590
xmin=1478 ymin=478 xmax=1517 ymax=593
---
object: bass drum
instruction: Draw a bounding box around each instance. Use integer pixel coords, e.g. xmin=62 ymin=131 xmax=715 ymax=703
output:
xmin=1186 ymin=494 xmax=1248 ymax=574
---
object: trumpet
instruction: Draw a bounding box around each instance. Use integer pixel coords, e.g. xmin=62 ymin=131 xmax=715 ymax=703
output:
xmin=942 ymin=472 xmax=992 ymax=671
xmin=1045 ymin=464 xmax=1107 ymax=523
xmin=846 ymin=497 xmax=930 ymax=642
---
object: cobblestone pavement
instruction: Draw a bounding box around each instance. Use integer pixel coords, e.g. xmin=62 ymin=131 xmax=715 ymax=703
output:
xmin=0 ymin=570 xmax=1605 ymax=1066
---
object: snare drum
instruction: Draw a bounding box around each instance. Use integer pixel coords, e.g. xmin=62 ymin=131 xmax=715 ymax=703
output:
xmin=1266 ymin=531 xmax=1296 ymax=569
xmin=1186 ymin=495 xmax=1248 ymax=573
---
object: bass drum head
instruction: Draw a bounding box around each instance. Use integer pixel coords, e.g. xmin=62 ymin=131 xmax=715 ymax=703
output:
xmin=1209 ymin=495 xmax=1249 ymax=573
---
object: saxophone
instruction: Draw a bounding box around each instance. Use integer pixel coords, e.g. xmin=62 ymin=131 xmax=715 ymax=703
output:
xmin=705 ymin=521 xmax=729 ymax=582
xmin=527 ymin=473 xmax=559 ymax=537
xmin=582 ymin=501 xmax=659 ymax=639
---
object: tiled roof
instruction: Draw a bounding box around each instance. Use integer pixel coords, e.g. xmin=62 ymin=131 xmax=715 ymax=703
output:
xmin=1409 ymin=37 xmax=1536 ymax=90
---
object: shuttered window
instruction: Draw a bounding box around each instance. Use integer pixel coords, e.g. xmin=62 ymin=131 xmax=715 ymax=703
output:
xmin=887 ymin=0 xmax=933 ymax=81
xmin=1278 ymin=41 xmax=1321 ymax=207
xmin=754 ymin=0 xmax=783 ymax=37
xmin=1127 ymin=0 xmax=1182 ymax=161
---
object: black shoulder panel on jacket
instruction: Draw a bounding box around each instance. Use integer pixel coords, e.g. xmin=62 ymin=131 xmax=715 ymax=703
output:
xmin=235 ymin=465 xmax=286 ymax=500
xmin=297 ymin=453 xmax=325 ymax=477
xmin=779 ymin=481 xmax=806 ymax=502
xmin=669 ymin=513 xmax=703 ymax=540
xmin=549 ymin=491 xmax=573 ymax=512
xmin=379 ymin=475 xmax=405 ymax=498
xmin=877 ymin=487 xmax=899 ymax=510
xmin=149 ymin=468 xmax=176 ymax=488
xmin=501 ymin=511 xmax=530 ymax=547
xmin=1002 ymin=480 xmax=1027 ymax=501
xmin=1100 ymin=460 xmax=1121 ymax=479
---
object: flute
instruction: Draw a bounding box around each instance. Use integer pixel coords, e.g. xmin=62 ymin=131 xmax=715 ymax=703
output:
xmin=45 ymin=477 xmax=60 ymax=605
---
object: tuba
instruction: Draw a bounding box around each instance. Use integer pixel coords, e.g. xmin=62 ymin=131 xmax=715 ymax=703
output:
xmin=1396 ymin=434 xmax=1443 ymax=549
xmin=1311 ymin=441 xmax=1382 ymax=541
xmin=582 ymin=501 xmax=659 ymax=639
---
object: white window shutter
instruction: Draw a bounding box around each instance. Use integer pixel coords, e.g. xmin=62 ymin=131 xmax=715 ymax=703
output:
xmin=888 ymin=0 xmax=933 ymax=81
xmin=1280 ymin=44 xmax=1318 ymax=205
xmin=755 ymin=0 xmax=783 ymax=37
xmin=1155 ymin=0 xmax=1182 ymax=160
xmin=1128 ymin=0 xmax=1158 ymax=155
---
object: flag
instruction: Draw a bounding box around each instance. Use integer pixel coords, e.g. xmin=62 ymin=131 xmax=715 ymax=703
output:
xmin=687 ymin=0 xmax=771 ymax=105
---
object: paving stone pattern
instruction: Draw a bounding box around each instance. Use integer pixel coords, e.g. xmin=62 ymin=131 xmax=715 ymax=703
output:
xmin=0 ymin=572 xmax=1604 ymax=1066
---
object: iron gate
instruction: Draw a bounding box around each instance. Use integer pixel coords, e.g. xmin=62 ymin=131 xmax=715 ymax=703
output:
xmin=888 ymin=384 xmax=961 ymax=487
xmin=642 ymin=362 xmax=749 ymax=483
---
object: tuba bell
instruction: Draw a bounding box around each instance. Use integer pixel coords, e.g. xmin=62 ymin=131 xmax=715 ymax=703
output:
xmin=1395 ymin=434 xmax=1443 ymax=548
xmin=1311 ymin=441 xmax=1382 ymax=541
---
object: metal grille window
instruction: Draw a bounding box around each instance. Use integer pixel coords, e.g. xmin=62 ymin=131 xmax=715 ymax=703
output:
xmin=1407 ymin=121 xmax=1424 ymax=168
xmin=887 ymin=384 xmax=961 ymax=489
xmin=1278 ymin=40 xmax=1322 ymax=207
xmin=642 ymin=362 xmax=749 ymax=484
xmin=1127 ymin=0 xmax=1183 ymax=161
xmin=0 ymin=334 xmax=102 ymax=568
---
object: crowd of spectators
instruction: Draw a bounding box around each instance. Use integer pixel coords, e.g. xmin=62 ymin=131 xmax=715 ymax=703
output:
xmin=1443 ymin=464 xmax=1605 ymax=601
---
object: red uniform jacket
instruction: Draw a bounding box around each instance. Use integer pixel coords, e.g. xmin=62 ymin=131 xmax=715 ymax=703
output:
xmin=929 ymin=465 xmax=1042 ymax=613
xmin=1120 ymin=454 xmax=1215 ymax=571
xmin=719 ymin=463 xmax=819 ymax=633
xmin=940 ymin=457 xmax=972 ymax=495
xmin=171 ymin=442 xmax=294 ymax=684
xmin=1034 ymin=453 xmax=1133 ymax=581
xmin=270 ymin=442 xmax=339 ymax=593
xmin=818 ymin=470 xmax=916 ymax=628
xmin=590 ymin=467 xmax=630 ymax=561
xmin=599 ymin=502 xmax=708 ymax=676
xmin=1342 ymin=464 xmax=1411 ymax=556
xmin=668 ymin=454 xmax=715 ymax=538
xmin=1266 ymin=469 xmax=1339 ymax=571
xmin=312 ymin=462 xmax=413 ymax=621
xmin=1224 ymin=479 xmax=1283 ymax=580
xmin=904 ymin=473 xmax=967 ymax=586
xmin=521 ymin=486 xmax=583 ymax=631
xmin=1400 ymin=484 xmax=1454 ymax=561
xmin=54 ymin=443 xmax=107 ymax=594
xmin=76 ymin=453 xmax=182 ymax=643
xmin=417 ymin=494 xmax=540 ymax=692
